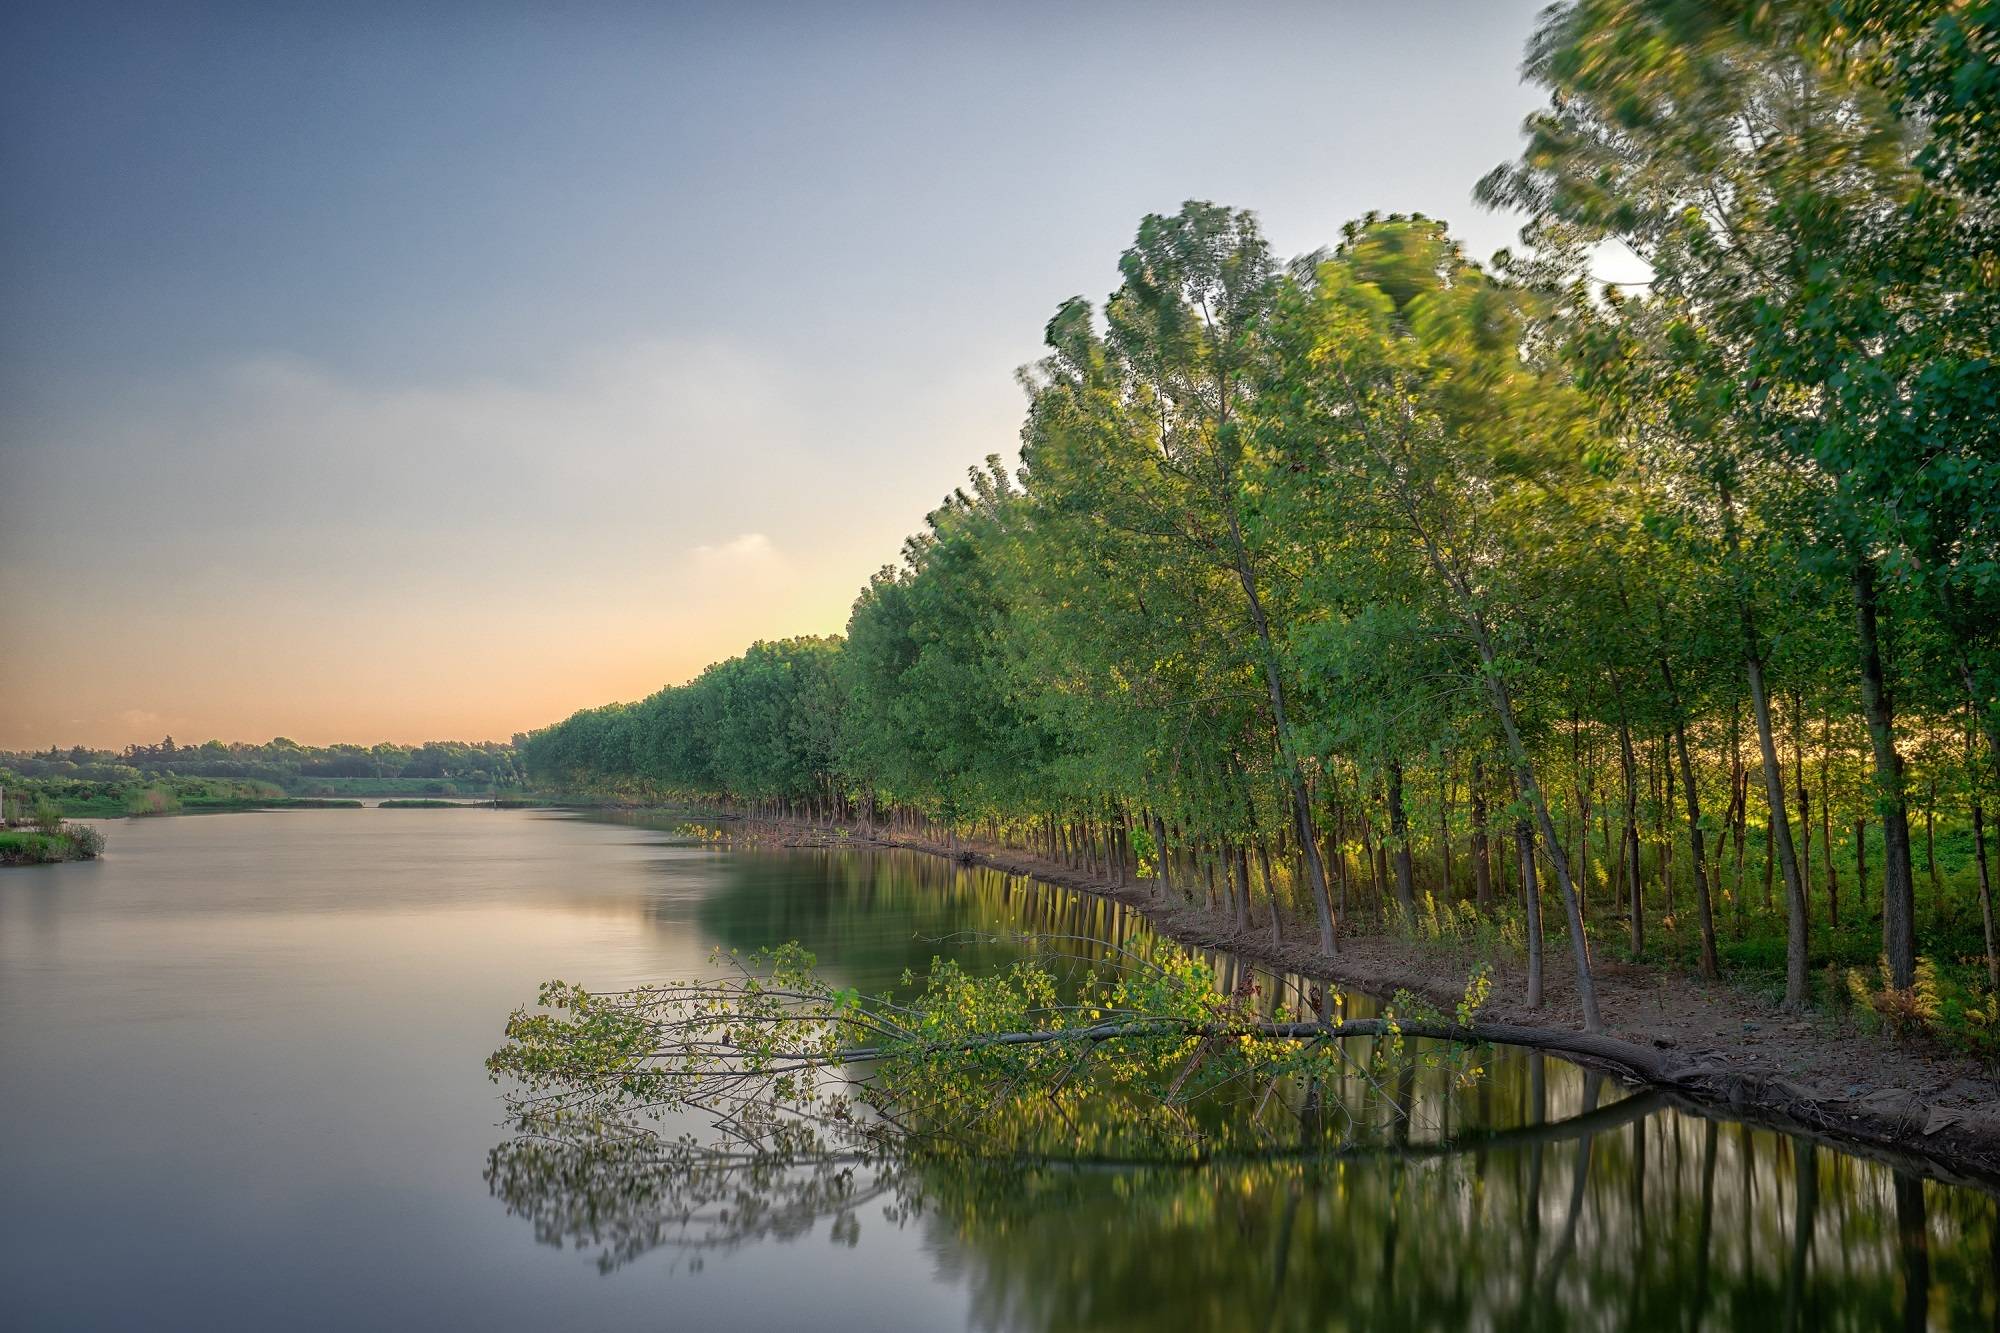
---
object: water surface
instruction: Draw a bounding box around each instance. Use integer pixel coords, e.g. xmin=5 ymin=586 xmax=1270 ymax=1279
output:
xmin=0 ymin=808 xmax=1992 ymax=1329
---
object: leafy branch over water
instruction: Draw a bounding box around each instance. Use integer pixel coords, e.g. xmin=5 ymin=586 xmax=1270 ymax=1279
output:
xmin=482 ymin=942 xmax=1682 ymax=1272
xmin=488 ymin=939 xmax=1491 ymax=1168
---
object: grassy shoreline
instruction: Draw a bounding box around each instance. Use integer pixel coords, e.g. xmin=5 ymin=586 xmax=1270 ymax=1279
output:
xmin=0 ymin=823 xmax=105 ymax=866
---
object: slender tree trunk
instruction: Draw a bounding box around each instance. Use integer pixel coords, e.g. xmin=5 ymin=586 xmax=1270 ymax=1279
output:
xmin=1366 ymin=428 xmax=1597 ymax=1025
xmin=1924 ymin=778 xmax=1939 ymax=927
xmin=1233 ymin=844 xmax=1252 ymax=933
xmin=1439 ymin=763 xmax=1453 ymax=900
xmin=1858 ymin=815 xmax=1870 ymax=917
xmin=1852 ymin=559 xmax=1917 ymax=989
xmin=1515 ymin=782 xmax=1544 ymax=1010
xmin=1618 ymin=709 xmax=1643 ymax=956
xmin=1654 ymin=623 xmax=1719 ymax=979
xmin=1672 ymin=714 xmax=1720 ymax=981
xmin=1258 ymin=839 xmax=1281 ymax=947
xmin=1481 ymin=642 xmax=1597 ymax=1028
xmin=1387 ymin=760 xmax=1417 ymax=915
xmin=1723 ymin=485 xmax=1810 ymax=1008
xmin=1793 ymin=689 xmax=1814 ymax=913
xmin=1471 ymin=755 xmax=1493 ymax=911
xmin=1970 ymin=706 xmax=1999 ymax=989
xmin=1974 ymin=798 xmax=1997 ymax=990
xmin=1221 ymin=501 xmax=1337 ymax=956
xmin=1821 ymin=713 xmax=1839 ymax=930
xmin=1661 ymin=739 xmax=1676 ymax=917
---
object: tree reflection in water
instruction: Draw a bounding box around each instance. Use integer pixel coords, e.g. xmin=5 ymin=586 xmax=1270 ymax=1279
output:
xmin=486 ymin=1047 xmax=1997 ymax=1329
xmin=485 ymin=1102 xmax=1995 ymax=1330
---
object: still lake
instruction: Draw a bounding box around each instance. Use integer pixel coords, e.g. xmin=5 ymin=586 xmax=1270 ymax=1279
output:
xmin=1 ymin=808 xmax=1993 ymax=1330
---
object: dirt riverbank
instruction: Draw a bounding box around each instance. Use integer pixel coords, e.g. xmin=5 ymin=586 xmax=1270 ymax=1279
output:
xmin=672 ymin=809 xmax=2000 ymax=1187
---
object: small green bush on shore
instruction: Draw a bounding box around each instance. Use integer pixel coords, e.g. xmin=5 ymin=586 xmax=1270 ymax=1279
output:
xmin=0 ymin=823 xmax=104 ymax=866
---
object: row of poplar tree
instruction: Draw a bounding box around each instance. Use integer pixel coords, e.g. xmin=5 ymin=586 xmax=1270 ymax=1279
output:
xmin=521 ymin=0 xmax=1999 ymax=1032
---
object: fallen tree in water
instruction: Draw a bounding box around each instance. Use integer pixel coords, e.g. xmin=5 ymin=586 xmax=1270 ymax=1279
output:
xmin=487 ymin=936 xmax=2000 ymax=1275
xmin=489 ymin=937 xmax=1510 ymax=1168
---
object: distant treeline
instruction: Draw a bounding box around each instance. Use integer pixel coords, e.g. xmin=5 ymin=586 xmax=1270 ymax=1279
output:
xmin=523 ymin=2 xmax=1998 ymax=1038
xmin=2 ymin=737 xmax=520 ymax=794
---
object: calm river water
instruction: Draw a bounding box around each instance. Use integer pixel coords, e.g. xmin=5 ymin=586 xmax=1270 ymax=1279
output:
xmin=1 ymin=808 xmax=1993 ymax=1330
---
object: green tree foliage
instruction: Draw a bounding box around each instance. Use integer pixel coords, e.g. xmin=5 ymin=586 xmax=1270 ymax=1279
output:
xmin=520 ymin=0 xmax=1998 ymax=1034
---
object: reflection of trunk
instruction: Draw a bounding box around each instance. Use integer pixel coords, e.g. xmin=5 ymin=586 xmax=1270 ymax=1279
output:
xmin=1853 ymin=559 xmax=1917 ymax=988
xmin=1690 ymin=1120 xmax=1719 ymax=1333
xmin=1784 ymin=1137 xmax=1818 ymax=1333
xmin=1262 ymin=1184 xmax=1299 ymax=1333
xmin=1627 ymin=1114 xmax=1647 ymax=1328
xmin=1387 ymin=761 xmax=1416 ymax=914
xmin=1524 ymin=1052 xmax=1546 ymax=1296
xmin=1894 ymin=1172 xmax=1929 ymax=1333
xmin=1543 ymin=1072 xmax=1601 ymax=1290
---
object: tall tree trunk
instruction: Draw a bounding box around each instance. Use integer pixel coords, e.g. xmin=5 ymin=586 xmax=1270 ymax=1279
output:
xmin=1924 ymin=778 xmax=1939 ymax=927
xmin=1654 ymin=620 xmax=1719 ymax=979
xmin=1481 ymin=644 xmax=1597 ymax=1028
xmin=1439 ymin=763 xmax=1453 ymax=900
xmin=1221 ymin=501 xmax=1338 ymax=956
xmin=1821 ymin=713 xmax=1839 ymax=931
xmin=1233 ymin=844 xmax=1253 ymax=933
xmin=1852 ymin=558 xmax=1917 ymax=989
xmin=1793 ymin=689 xmax=1814 ymax=913
xmin=1515 ymin=785 xmax=1544 ymax=1010
xmin=1387 ymin=760 xmax=1417 ymax=915
xmin=1724 ymin=485 xmax=1810 ymax=1007
xmin=1858 ymin=815 xmax=1870 ymax=917
xmin=1617 ymin=708 xmax=1643 ymax=956
xmin=1367 ymin=430 xmax=1598 ymax=1026
xmin=1471 ymin=755 xmax=1493 ymax=911
xmin=1971 ymin=706 xmax=1999 ymax=990
xmin=1672 ymin=714 xmax=1720 ymax=981
xmin=1974 ymin=799 xmax=1998 ymax=990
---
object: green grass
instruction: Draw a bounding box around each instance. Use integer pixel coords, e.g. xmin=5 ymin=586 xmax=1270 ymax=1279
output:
xmin=0 ymin=825 xmax=104 ymax=866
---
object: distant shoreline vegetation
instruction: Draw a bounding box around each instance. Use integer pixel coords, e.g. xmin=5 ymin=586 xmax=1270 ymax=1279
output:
xmin=2 ymin=776 xmax=366 ymax=820
xmin=1 ymin=735 xmax=521 ymax=823
xmin=2 ymin=736 xmax=519 ymax=797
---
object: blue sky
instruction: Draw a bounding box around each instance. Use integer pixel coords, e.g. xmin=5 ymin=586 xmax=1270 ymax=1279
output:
xmin=1 ymin=0 xmax=1552 ymax=747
